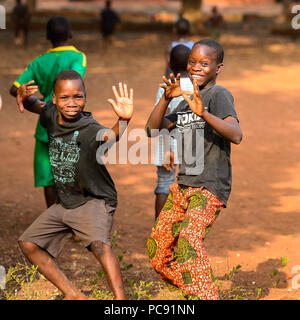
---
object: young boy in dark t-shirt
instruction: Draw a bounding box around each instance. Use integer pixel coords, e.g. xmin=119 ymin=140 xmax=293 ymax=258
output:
xmin=10 ymin=16 xmax=87 ymax=208
xmin=16 ymin=70 xmax=133 ymax=300
xmin=145 ymin=39 xmax=242 ymax=300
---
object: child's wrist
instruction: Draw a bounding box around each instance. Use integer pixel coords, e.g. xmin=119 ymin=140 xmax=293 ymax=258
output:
xmin=200 ymin=109 xmax=208 ymax=119
xmin=118 ymin=117 xmax=130 ymax=122
xmin=163 ymin=95 xmax=171 ymax=102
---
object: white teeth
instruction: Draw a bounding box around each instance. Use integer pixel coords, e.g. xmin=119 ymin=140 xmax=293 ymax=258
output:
xmin=192 ymin=75 xmax=201 ymax=78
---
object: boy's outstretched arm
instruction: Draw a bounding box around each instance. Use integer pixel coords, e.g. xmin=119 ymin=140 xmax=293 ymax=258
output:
xmin=183 ymin=79 xmax=243 ymax=145
xmin=16 ymin=81 xmax=45 ymax=114
xmin=145 ymin=73 xmax=192 ymax=136
xmin=9 ymin=85 xmax=18 ymax=97
xmin=105 ymin=83 xmax=133 ymax=144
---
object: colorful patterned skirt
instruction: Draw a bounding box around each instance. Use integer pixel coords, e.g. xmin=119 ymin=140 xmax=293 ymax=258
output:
xmin=147 ymin=182 xmax=224 ymax=300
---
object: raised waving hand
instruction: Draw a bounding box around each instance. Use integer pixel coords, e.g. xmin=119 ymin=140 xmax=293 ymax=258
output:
xmin=17 ymin=80 xmax=39 ymax=113
xmin=108 ymin=82 xmax=133 ymax=121
xmin=182 ymin=78 xmax=205 ymax=117
xmin=160 ymin=73 xmax=193 ymax=100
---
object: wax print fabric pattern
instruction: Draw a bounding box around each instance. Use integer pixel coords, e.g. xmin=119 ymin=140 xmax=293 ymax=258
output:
xmin=147 ymin=183 xmax=223 ymax=299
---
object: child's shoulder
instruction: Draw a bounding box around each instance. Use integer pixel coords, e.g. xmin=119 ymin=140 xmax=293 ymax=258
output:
xmin=209 ymin=84 xmax=232 ymax=95
xmin=204 ymin=84 xmax=234 ymax=102
xmin=81 ymin=112 xmax=106 ymax=130
xmin=40 ymin=101 xmax=56 ymax=117
xmin=42 ymin=100 xmax=56 ymax=111
xmin=77 ymin=112 xmax=108 ymax=143
xmin=46 ymin=46 xmax=86 ymax=56
xmin=26 ymin=52 xmax=46 ymax=66
xmin=40 ymin=101 xmax=56 ymax=128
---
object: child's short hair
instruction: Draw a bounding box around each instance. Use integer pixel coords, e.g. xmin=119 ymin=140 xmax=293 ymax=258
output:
xmin=169 ymin=44 xmax=190 ymax=75
xmin=175 ymin=17 xmax=191 ymax=36
xmin=53 ymin=69 xmax=85 ymax=93
xmin=194 ymin=38 xmax=224 ymax=64
xmin=46 ymin=16 xmax=72 ymax=43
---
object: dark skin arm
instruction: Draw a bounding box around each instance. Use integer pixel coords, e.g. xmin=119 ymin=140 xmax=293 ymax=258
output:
xmin=182 ymin=78 xmax=243 ymax=145
xmin=105 ymin=82 xmax=134 ymax=143
xmin=9 ymin=85 xmax=18 ymax=97
xmin=16 ymin=81 xmax=45 ymax=114
xmin=145 ymin=73 xmax=192 ymax=136
xmin=17 ymin=81 xmax=134 ymax=145
xmin=146 ymin=73 xmax=242 ymax=145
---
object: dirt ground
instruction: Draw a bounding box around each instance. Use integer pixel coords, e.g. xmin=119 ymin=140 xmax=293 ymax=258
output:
xmin=0 ymin=25 xmax=300 ymax=300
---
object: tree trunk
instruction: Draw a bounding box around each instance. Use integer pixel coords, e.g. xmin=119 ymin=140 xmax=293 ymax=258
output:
xmin=180 ymin=0 xmax=206 ymax=35
xmin=26 ymin=0 xmax=36 ymax=13
xmin=181 ymin=0 xmax=202 ymax=15
xmin=282 ymin=0 xmax=292 ymax=22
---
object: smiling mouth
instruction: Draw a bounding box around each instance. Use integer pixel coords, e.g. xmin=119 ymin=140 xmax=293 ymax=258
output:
xmin=191 ymin=74 xmax=203 ymax=79
xmin=65 ymin=110 xmax=80 ymax=117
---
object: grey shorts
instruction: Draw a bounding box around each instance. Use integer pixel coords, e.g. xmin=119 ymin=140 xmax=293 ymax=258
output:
xmin=18 ymin=199 xmax=116 ymax=259
xmin=154 ymin=165 xmax=177 ymax=195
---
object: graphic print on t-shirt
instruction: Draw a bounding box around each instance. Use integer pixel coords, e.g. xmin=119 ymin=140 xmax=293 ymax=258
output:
xmin=176 ymin=109 xmax=206 ymax=132
xmin=49 ymin=131 xmax=80 ymax=187
xmin=174 ymin=109 xmax=206 ymax=176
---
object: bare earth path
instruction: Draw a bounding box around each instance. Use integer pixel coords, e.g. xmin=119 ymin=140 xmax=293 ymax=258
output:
xmin=0 ymin=28 xmax=300 ymax=300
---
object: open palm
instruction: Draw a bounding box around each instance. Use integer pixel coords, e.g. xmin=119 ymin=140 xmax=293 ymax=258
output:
xmin=160 ymin=73 xmax=193 ymax=100
xmin=182 ymin=78 xmax=205 ymax=117
xmin=108 ymin=83 xmax=133 ymax=120
xmin=17 ymin=80 xmax=39 ymax=113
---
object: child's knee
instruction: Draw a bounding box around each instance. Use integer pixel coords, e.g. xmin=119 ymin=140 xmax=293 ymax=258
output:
xmin=90 ymin=240 xmax=110 ymax=257
xmin=18 ymin=241 xmax=38 ymax=255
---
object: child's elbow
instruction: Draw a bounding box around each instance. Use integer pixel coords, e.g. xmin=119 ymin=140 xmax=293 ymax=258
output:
xmin=232 ymin=132 xmax=243 ymax=145
xmin=9 ymin=85 xmax=18 ymax=97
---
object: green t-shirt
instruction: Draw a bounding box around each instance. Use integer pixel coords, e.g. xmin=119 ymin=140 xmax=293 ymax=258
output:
xmin=14 ymin=46 xmax=87 ymax=143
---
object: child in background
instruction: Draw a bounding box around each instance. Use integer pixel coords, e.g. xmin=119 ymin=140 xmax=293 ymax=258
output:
xmin=146 ymin=39 xmax=242 ymax=299
xmin=100 ymin=0 xmax=120 ymax=48
xmin=11 ymin=0 xmax=30 ymax=46
xmin=165 ymin=17 xmax=194 ymax=76
xmin=16 ymin=70 xmax=133 ymax=300
xmin=208 ymin=6 xmax=225 ymax=40
xmin=153 ymin=44 xmax=193 ymax=219
xmin=10 ymin=15 xmax=87 ymax=208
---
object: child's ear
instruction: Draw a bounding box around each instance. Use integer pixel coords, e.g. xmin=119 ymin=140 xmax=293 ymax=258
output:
xmin=52 ymin=93 xmax=56 ymax=104
xmin=216 ymin=63 xmax=224 ymax=75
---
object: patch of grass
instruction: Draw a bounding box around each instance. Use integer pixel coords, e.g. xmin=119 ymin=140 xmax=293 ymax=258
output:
xmin=1 ymin=263 xmax=40 ymax=300
xmin=281 ymin=256 xmax=288 ymax=268
xmin=91 ymin=288 xmax=114 ymax=300
xmin=127 ymin=280 xmax=153 ymax=300
xmin=223 ymin=264 xmax=242 ymax=280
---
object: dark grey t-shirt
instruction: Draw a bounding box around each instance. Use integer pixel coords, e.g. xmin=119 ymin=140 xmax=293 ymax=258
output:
xmin=165 ymin=84 xmax=238 ymax=206
xmin=40 ymin=102 xmax=117 ymax=209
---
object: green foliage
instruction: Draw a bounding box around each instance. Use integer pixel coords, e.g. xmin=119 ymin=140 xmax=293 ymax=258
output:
xmin=270 ymin=269 xmax=278 ymax=278
xmin=111 ymin=230 xmax=119 ymax=249
xmin=224 ymin=264 xmax=242 ymax=280
xmin=127 ymin=280 xmax=153 ymax=300
xmin=92 ymin=288 xmax=114 ymax=300
xmin=112 ymin=230 xmax=133 ymax=271
xmin=281 ymin=256 xmax=288 ymax=268
xmin=118 ymin=249 xmax=133 ymax=271
xmin=91 ymin=269 xmax=105 ymax=285
xmin=2 ymin=263 xmax=40 ymax=300
xmin=256 ymin=287 xmax=262 ymax=298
